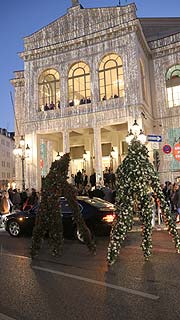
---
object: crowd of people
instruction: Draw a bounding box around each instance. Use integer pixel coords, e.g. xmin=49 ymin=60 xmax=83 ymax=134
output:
xmin=70 ymin=168 xmax=116 ymax=203
xmin=0 ymin=188 xmax=39 ymax=226
xmin=152 ymin=181 xmax=180 ymax=224
xmin=1 ymin=170 xmax=180 ymax=227
xmin=39 ymin=101 xmax=61 ymax=111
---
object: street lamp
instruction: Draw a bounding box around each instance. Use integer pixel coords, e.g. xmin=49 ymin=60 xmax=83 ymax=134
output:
xmin=56 ymin=152 xmax=61 ymax=160
xmin=13 ymin=141 xmax=31 ymax=190
xmin=126 ymin=120 xmax=146 ymax=144
xmin=110 ymin=146 xmax=116 ymax=158
xmin=83 ymin=149 xmax=87 ymax=161
xmin=110 ymin=146 xmax=116 ymax=170
xmin=83 ymin=149 xmax=88 ymax=170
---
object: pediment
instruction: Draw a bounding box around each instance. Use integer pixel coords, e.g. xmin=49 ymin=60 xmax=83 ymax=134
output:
xmin=23 ymin=3 xmax=137 ymax=51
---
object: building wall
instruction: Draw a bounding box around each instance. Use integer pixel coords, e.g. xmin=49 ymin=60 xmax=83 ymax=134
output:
xmin=150 ymin=33 xmax=180 ymax=182
xmin=0 ymin=129 xmax=15 ymax=189
xmin=11 ymin=2 xmax=180 ymax=189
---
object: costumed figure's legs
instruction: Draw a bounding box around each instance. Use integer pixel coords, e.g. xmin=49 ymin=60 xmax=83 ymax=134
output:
xmin=48 ymin=196 xmax=64 ymax=256
xmin=139 ymin=195 xmax=153 ymax=260
xmin=31 ymin=203 xmax=49 ymax=258
xmin=63 ymin=183 xmax=96 ymax=255
xmin=107 ymin=209 xmax=134 ymax=266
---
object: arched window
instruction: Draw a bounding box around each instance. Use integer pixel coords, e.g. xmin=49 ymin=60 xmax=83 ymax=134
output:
xmin=166 ymin=65 xmax=180 ymax=108
xmin=38 ymin=69 xmax=60 ymax=111
xmin=99 ymin=53 xmax=124 ymax=101
xmin=140 ymin=59 xmax=147 ymax=101
xmin=68 ymin=62 xmax=91 ymax=106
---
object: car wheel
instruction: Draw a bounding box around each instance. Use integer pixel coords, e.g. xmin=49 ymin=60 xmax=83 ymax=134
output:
xmin=76 ymin=228 xmax=84 ymax=243
xmin=76 ymin=226 xmax=95 ymax=243
xmin=8 ymin=220 xmax=21 ymax=237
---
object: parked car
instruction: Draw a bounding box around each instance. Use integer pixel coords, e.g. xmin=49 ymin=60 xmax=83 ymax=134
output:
xmin=4 ymin=196 xmax=116 ymax=240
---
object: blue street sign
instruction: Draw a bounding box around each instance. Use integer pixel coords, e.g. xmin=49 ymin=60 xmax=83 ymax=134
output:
xmin=147 ymin=135 xmax=162 ymax=142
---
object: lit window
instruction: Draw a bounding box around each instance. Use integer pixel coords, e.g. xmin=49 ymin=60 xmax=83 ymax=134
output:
xmin=99 ymin=53 xmax=124 ymax=101
xmin=166 ymin=65 xmax=180 ymax=108
xmin=68 ymin=62 xmax=91 ymax=107
xmin=38 ymin=69 xmax=60 ymax=111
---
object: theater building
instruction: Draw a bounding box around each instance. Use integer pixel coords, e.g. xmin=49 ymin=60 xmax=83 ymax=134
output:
xmin=11 ymin=0 xmax=180 ymax=190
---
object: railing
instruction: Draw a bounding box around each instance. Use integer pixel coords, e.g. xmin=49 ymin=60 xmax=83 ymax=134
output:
xmin=36 ymin=97 xmax=124 ymax=121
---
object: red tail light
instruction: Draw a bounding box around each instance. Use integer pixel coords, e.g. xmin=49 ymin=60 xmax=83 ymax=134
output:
xmin=102 ymin=213 xmax=116 ymax=223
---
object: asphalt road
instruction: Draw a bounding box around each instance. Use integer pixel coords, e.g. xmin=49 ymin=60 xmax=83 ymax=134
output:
xmin=0 ymin=228 xmax=180 ymax=320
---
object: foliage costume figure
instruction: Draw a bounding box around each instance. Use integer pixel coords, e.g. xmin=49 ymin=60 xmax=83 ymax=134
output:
xmin=31 ymin=153 xmax=96 ymax=258
xmin=107 ymin=139 xmax=180 ymax=265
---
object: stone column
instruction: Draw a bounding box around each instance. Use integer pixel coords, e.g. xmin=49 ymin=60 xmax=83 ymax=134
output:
xmin=63 ymin=130 xmax=70 ymax=153
xmin=93 ymin=126 xmax=103 ymax=184
xmin=26 ymin=132 xmax=40 ymax=191
xmin=60 ymin=64 xmax=68 ymax=109
xmin=36 ymin=135 xmax=41 ymax=191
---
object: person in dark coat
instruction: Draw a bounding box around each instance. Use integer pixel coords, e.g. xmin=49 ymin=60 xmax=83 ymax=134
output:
xmin=90 ymin=169 xmax=96 ymax=188
xmin=91 ymin=185 xmax=104 ymax=199
xmin=173 ymin=184 xmax=180 ymax=223
xmin=75 ymin=170 xmax=82 ymax=187
xmin=102 ymin=183 xmax=113 ymax=203
xmin=82 ymin=169 xmax=88 ymax=186
xmin=12 ymin=189 xmax=21 ymax=209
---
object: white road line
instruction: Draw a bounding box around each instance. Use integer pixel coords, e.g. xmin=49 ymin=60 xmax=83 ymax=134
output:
xmin=32 ymin=265 xmax=159 ymax=301
xmin=0 ymin=313 xmax=16 ymax=320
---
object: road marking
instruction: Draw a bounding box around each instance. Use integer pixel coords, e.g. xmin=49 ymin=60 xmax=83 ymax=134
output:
xmin=32 ymin=265 xmax=159 ymax=300
xmin=0 ymin=313 xmax=16 ymax=320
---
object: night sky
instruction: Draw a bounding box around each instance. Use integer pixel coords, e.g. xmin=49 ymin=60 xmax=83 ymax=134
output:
xmin=1 ymin=0 xmax=180 ymax=131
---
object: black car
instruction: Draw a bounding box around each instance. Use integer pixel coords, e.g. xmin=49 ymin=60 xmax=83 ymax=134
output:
xmin=4 ymin=196 xmax=116 ymax=240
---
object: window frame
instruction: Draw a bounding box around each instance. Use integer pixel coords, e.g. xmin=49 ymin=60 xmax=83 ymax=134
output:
xmin=38 ymin=69 xmax=60 ymax=111
xmin=166 ymin=65 xmax=180 ymax=108
xmin=98 ymin=53 xmax=124 ymax=101
xmin=68 ymin=62 xmax=91 ymax=106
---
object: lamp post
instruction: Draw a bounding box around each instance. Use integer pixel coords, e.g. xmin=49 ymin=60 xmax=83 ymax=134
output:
xmin=110 ymin=146 xmax=115 ymax=170
xmin=83 ymin=149 xmax=88 ymax=170
xmin=13 ymin=138 xmax=31 ymax=190
xmin=56 ymin=152 xmax=61 ymax=160
xmin=126 ymin=120 xmax=146 ymax=145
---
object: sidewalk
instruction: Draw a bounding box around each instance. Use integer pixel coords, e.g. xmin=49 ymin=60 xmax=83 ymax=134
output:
xmin=131 ymin=222 xmax=180 ymax=232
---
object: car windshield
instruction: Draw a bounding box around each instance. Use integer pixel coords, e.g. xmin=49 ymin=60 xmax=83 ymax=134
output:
xmin=78 ymin=196 xmax=114 ymax=208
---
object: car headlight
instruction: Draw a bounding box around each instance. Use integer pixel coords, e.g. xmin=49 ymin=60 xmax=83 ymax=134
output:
xmin=18 ymin=217 xmax=24 ymax=221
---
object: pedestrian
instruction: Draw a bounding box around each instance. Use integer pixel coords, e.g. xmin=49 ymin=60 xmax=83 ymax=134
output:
xmin=102 ymin=183 xmax=113 ymax=203
xmin=173 ymin=184 xmax=180 ymax=223
xmin=91 ymin=185 xmax=104 ymax=199
xmin=0 ymin=191 xmax=13 ymax=226
xmin=70 ymin=174 xmax=76 ymax=186
xmin=90 ymin=169 xmax=96 ymax=188
xmin=23 ymin=188 xmax=39 ymax=210
xmin=170 ymin=183 xmax=179 ymax=221
xmin=82 ymin=169 xmax=88 ymax=186
xmin=12 ymin=189 xmax=21 ymax=209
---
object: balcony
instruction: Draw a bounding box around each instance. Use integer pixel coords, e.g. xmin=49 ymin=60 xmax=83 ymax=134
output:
xmin=36 ymin=96 xmax=125 ymax=122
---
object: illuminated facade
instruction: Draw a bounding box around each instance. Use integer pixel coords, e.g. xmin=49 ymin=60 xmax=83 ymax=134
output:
xmin=11 ymin=1 xmax=180 ymax=190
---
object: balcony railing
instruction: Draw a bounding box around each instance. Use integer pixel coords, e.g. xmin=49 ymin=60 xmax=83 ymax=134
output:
xmin=36 ymin=97 xmax=124 ymax=121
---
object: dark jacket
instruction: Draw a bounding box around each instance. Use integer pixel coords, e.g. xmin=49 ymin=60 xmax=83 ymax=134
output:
xmin=173 ymin=188 xmax=180 ymax=208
